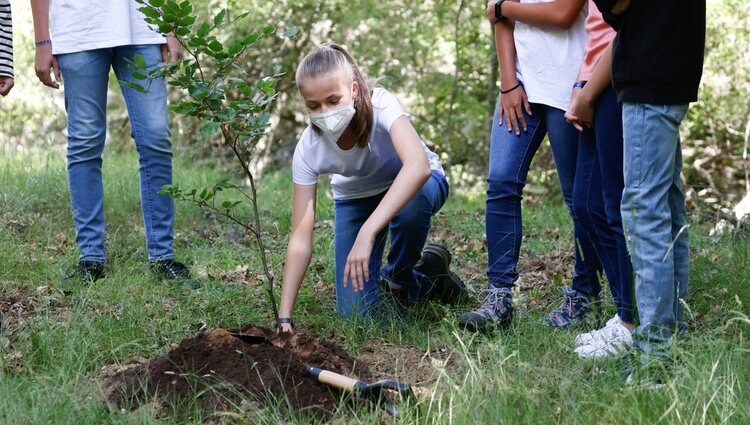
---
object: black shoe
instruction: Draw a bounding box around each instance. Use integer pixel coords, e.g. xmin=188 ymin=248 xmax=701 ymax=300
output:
xmin=62 ymin=260 xmax=106 ymax=290
xmin=458 ymin=287 xmax=514 ymax=332
xmin=414 ymin=243 xmax=469 ymax=305
xmin=151 ymin=259 xmax=196 ymax=287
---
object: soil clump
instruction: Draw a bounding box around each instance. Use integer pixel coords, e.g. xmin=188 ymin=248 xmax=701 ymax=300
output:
xmin=104 ymin=325 xmax=371 ymax=419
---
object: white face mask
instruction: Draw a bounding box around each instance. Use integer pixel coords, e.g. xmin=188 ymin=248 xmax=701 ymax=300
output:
xmin=309 ymin=103 xmax=356 ymax=146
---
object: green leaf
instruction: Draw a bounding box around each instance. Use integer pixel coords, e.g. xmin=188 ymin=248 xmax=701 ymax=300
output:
xmin=134 ymin=54 xmax=147 ymax=69
xmin=121 ymin=81 xmax=149 ymax=93
xmin=214 ymin=9 xmax=226 ymax=26
xmin=131 ymin=72 xmax=148 ymax=81
xmin=149 ymin=0 xmax=165 ymax=7
xmin=227 ymin=40 xmax=243 ymax=56
xmin=262 ymin=25 xmax=275 ymax=35
xmin=208 ymin=40 xmax=223 ymax=52
xmin=139 ymin=7 xmax=162 ymax=19
xmin=200 ymin=122 xmax=221 ymax=135
xmin=179 ymin=16 xmax=196 ymax=27
xmin=197 ymin=22 xmax=210 ymax=38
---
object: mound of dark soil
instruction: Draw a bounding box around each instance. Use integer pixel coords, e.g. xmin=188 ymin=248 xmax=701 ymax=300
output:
xmin=104 ymin=325 xmax=371 ymax=419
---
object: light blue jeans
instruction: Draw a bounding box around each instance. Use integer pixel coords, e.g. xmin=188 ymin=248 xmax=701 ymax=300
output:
xmin=57 ymin=45 xmax=175 ymax=262
xmin=333 ymin=171 xmax=449 ymax=319
xmin=621 ymin=103 xmax=690 ymax=360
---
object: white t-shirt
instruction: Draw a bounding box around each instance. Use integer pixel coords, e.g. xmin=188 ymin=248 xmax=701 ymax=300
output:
xmin=50 ymin=0 xmax=165 ymax=55
xmin=513 ymin=0 xmax=587 ymax=111
xmin=292 ymin=87 xmax=444 ymax=201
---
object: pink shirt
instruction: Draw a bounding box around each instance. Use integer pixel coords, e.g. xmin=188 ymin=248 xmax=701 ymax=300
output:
xmin=578 ymin=0 xmax=616 ymax=81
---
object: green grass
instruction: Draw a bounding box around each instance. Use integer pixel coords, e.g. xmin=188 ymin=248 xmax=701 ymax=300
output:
xmin=1 ymin=147 xmax=748 ymax=424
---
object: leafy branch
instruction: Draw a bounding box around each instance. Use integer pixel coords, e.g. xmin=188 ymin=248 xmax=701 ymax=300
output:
xmin=126 ymin=0 xmax=297 ymax=322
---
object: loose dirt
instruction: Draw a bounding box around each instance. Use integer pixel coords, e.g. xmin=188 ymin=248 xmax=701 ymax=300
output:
xmin=103 ymin=325 xmax=371 ymax=419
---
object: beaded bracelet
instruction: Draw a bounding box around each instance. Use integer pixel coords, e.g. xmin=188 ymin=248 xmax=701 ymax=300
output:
xmin=35 ymin=39 xmax=51 ymax=47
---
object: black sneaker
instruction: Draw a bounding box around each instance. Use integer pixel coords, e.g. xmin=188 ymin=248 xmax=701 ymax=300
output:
xmin=622 ymin=352 xmax=671 ymax=390
xmin=151 ymin=259 xmax=196 ymax=287
xmin=458 ymin=286 xmax=514 ymax=332
xmin=62 ymin=260 xmax=106 ymax=290
xmin=414 ymin=243 xmax=470 ymax=305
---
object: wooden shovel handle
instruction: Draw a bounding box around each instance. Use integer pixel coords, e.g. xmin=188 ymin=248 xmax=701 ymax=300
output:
xmin=305 ymin=365 xmax=360 ymax=391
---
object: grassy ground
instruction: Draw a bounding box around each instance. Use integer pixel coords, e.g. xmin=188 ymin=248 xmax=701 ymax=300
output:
xmin=0 ymin=147 xmax=748 ymax=424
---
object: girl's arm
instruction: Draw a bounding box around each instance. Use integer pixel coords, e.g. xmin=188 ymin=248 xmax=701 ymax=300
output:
xmin=565 ymin=41 xmax=613 ymax=130
xmin=30 ymin=0 xmax=60 ymax=89
xmin=344 ymin=116 xmax=431 ymax=292
xmin=495 ymin=19 xmax=531 ymax=135
xmin=278 ymin=183 xmax=317 ymax=332
xmin=487 ymin=0 xmax=586 ymax=29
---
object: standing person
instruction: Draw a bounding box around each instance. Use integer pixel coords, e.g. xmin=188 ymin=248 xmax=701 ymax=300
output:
xmin=460 ymin=0 xmax=602 ymax=332
xmin=592 ymin=0 xmax=705 ymax=382
xmin=0 ymin=0 xmax=12 ymax=96
xmin=564 ymin=1 xmax=635 ymax=358
xmin=30 ymin=0 xmax=193 ymax=285
xmin=277 ymin=44 xmax=467 ymax=331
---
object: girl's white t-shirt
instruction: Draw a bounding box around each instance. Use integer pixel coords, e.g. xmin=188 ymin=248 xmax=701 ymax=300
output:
xmin=292 ymin=87 xmax=444 ymax=201
xmin=50 ymin=0 xmax=165 ymax=55
xmin=513 ymin=0 xmax=587 ymax=111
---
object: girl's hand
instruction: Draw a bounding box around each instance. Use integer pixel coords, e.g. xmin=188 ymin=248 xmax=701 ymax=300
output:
xmin=34 ymin=43 xmax=60 ymax=89
xmin=499 ymin=83 xmax=532 ymax=135
xmin=161 ymin=34 xmax=184 ymax=64
xmin=277 ymin=322 xmax=294 ymax=334
xmin=343 ymin=230 xmax=374 ymax=292
xmin=565 ymin=87 xmax=594 ymax=131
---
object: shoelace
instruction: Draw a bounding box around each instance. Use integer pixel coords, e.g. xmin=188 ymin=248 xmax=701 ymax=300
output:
xmin=479 ymin=288 xmax=511 ymax=315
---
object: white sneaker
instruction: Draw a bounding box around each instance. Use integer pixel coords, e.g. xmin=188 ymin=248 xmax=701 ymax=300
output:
xmin=574 ymin=314 xmax=621 ymax=346
xmin=574 ymin=321 xmax=633 ymax=359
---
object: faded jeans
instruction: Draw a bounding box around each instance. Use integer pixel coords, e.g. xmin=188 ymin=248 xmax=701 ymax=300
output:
xmin=57 ymin=44 xmax=175 ymax=262
xmin=621 ymin=102 xmax=690 ymax=360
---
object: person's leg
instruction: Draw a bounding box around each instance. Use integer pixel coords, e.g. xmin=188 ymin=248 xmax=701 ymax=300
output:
xmin=56 ymin=49 xmax=113 ymax=264
xmin=459 ymin=98 xmax=547 ymax=331
xmin=546 ymin=106 xmax=602 ymax=296
xmin=594 ymin=88 xmax=635 ymax=325
xmin=112 ymin=44 xmax=175 ymax=261
xmin=621 ymin=102 xmax=689 ymax=362
xmin=484 ymin=101 xmax=548 ymax=289
xmin=544 ymin=106 xmax=602 ymax=327
xmin=381 ymin=171 xmax=449 ymax=302
xmin=334 ymin=193 xmax=388 ymax=319
xmin=668 ymin=134 xmax=689 ymax=333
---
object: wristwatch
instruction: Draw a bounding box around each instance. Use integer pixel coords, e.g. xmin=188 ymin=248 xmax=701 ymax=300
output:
xmin=495 ymin=0 xmax=508 ymax=21
xmin=276 ymin=317 xmax=294 ymax=328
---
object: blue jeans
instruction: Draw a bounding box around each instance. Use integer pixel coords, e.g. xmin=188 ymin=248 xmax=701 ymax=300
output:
xmin=333 ymin=171 xmax=449 ymax=319
xmin=57 ymin=45 xmax=175 ymax=262
xmin=572 ymin=87 xmax=635 ymax=324
xmin=621 ymin=102 xmax=690 ymax=360
xmin=486 ymin=100 xmax=601 ymax=295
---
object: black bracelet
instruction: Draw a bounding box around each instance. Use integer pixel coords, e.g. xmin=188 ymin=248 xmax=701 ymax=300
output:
xmin=573 ymin=81 xmax=586 ymax=89
xmin=35 ymin=39 xmax=51 ymax=47
xmin=276 ymin=317 xmax=294 ymax=328
xmin=500 ymin=82 xmax=521 ymax=94
xmin=495 ymin=0 xmax=508 ymax=21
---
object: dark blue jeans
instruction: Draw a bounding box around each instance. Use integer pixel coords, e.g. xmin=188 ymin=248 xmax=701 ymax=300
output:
xmin=572 ymin=87 xmax=635 ymax=323
xmin=333 ymin=171 xmax=449 ymax=319
xmin=486 ymin=99 xmax=601 ymax=295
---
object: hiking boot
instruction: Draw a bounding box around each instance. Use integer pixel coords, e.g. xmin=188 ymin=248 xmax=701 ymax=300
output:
xmin=458 ymin=286 xmax=513 ymax=332
xmin=151 ymin=259 xmax=197 ymax=288
xmin=62 ymin=260 xmax=106 ymax=290
xmin=413 ymin=243 xmax=470 ymax=305
xmin=543 ymin=286 xmax=598 ymax=329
